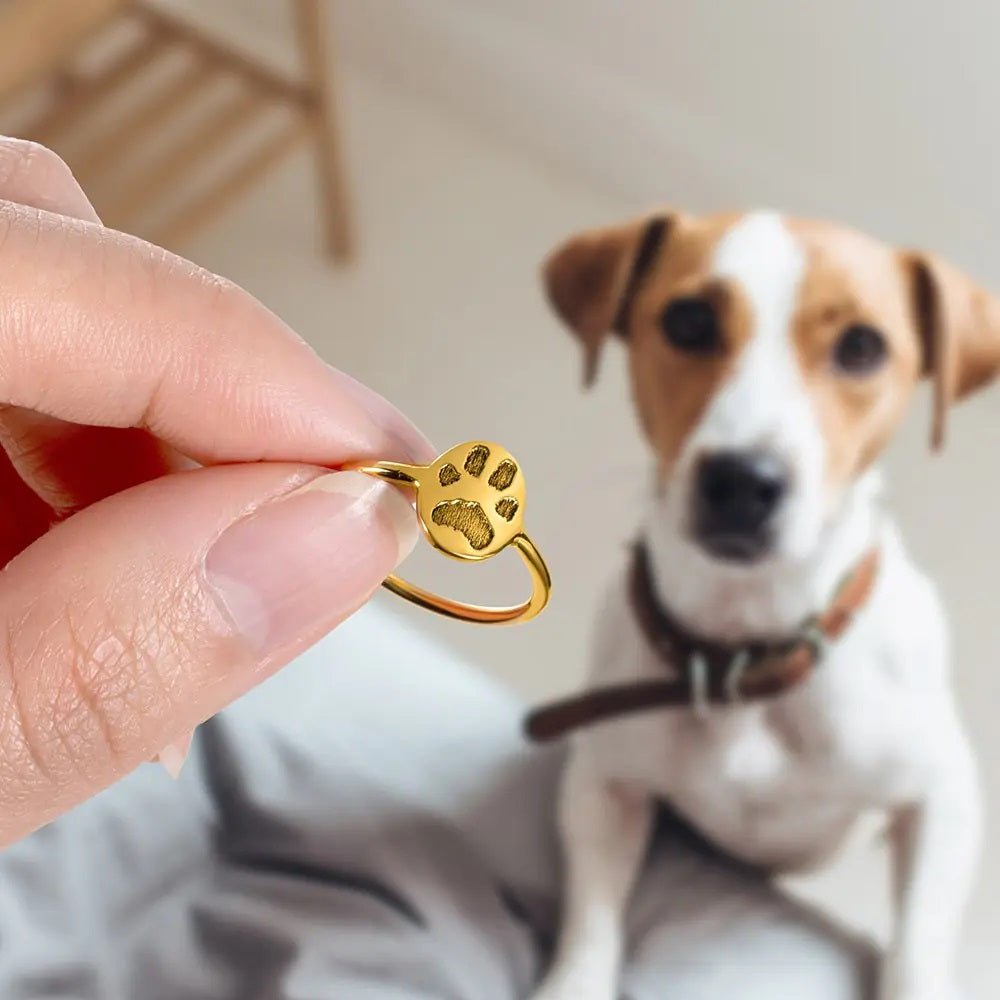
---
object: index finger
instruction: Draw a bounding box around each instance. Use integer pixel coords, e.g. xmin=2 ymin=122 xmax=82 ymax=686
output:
xmin=0 ymin=200 xmax=432 ymax=466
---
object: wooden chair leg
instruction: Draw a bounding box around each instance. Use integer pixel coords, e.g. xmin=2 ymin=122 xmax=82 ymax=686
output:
xmin=103 ymin=90 xmax=264 ymax=229
xmin=150 ymin=118 xmax=310 ymax=249
xmin=293 ymin=0 xmax=353 ymax=262
xmin=72 ymin=59 xmax=217 ymax=184
xmin=19 ymin=29 xmax=168 ymax=148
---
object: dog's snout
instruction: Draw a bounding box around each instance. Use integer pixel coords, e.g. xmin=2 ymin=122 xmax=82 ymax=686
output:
xmin=692 ymin=450 xmax=789 ymax=562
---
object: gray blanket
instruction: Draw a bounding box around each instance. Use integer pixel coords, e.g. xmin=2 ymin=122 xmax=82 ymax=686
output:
xmin=0 ymin=603 xmax=876 ymax=999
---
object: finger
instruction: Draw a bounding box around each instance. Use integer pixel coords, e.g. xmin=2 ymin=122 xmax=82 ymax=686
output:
xmin=0 ymin=462 xmax=418 ymax=845
xmin=0 ymin=138 xmax=112 ymax=552
xmin=0 ymin=137 xmax=100 ymax=222
xmin=0 ymin=446 xmax=51 ymax=558
xmin=0 ymin=200 xmax=432 ymax=467
xmin=0 ymin=138 xmax=429 ymax=560
xmin=0 ymin=409 xmax=183 ymax=517
xmin=0 ymin=141 xmax=185 ymax=554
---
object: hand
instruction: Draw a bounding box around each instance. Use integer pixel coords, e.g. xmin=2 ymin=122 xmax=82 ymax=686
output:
xmin=0 ymin=137 xmax=432 ymax=847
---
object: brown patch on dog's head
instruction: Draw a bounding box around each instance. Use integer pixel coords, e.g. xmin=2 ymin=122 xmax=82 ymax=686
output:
xmin=544 ymin=211 xmax=756 ymax=471
xmin=786 ymin=220 xmax=923 ymax=488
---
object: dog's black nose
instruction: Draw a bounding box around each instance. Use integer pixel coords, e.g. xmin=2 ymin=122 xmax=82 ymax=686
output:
xmin=693 ymin=450 xmax=789 ymax=562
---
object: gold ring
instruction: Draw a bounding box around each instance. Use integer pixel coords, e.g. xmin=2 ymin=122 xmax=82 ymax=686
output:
xmin=351 ymin=441 xmax=551 ymax=625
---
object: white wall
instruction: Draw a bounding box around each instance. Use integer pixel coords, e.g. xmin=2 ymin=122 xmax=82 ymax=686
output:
xmin=332 ymin=0 xmax=1000 ymax=267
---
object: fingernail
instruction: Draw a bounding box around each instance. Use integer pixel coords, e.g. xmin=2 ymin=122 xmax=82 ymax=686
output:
xmin=205 ymin=471 xmax=418 ymax=659
xmin=327 ymin=367 xmax=436 ymax=465
xmin=157 ymin=730 xmax=194 ymax=779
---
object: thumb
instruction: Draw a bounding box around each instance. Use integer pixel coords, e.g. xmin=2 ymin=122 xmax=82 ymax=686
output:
xmin=0 ymin=463 xmax=416 ymax=845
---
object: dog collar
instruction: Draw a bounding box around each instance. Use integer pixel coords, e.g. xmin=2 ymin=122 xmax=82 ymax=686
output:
xmin=524 ymin=542 xmax=880 ymax=743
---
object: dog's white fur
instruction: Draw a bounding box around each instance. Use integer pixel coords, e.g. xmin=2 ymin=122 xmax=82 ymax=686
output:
xmin=533 ymin=213 xmax=982 ymax=1000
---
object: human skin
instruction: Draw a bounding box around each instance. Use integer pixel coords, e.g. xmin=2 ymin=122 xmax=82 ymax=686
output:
xmin=0 ymin=136 xmax=431 ymax=847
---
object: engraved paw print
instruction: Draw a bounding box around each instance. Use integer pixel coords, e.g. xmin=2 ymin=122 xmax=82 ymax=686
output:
xmin=422 ymin=442 xmax=523 ymax=556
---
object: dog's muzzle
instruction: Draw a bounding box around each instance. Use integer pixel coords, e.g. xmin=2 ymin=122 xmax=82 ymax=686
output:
xmin=691 ymin=449 xmax=790 ymax=563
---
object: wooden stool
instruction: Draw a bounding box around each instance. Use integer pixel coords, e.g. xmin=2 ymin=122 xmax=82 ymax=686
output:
xmin=0 ymin=0 xmax=353 ymax=260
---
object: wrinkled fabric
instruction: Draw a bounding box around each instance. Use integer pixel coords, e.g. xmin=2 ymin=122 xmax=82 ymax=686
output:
xmin=0 ymin=601 xmax=877 ymax=999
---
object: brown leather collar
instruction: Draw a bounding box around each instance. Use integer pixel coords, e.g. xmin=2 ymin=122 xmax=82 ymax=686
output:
xmin=525 ymin=542 xmax=880 ymax=743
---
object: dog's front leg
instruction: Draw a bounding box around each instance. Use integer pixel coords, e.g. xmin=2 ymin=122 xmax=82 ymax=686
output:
xmin=531 ymin=748 xmax=653 ymax=1000
xmin=881 ymin=739 xmax=982 ymax=1000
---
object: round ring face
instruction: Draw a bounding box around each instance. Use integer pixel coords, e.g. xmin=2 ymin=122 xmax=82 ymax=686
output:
xmin=416 ymin=441 xmax=525 ymax=560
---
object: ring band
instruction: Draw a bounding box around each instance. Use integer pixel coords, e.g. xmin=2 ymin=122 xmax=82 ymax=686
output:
xmin=351 ymin=441 xmax=551 ymax=626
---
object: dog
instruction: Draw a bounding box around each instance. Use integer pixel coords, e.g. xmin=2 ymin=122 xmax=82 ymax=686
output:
xmin=529 ymin=210 xmax=988 ymax=1000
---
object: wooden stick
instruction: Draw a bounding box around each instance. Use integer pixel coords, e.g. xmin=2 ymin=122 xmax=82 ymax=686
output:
xmin=20 ymin=29 xmax=169 ymax=147
xmin=293 ymin=0 xmax=353 ymax=262
xmin=103 ymin=89 xmax=266 ymax=228
xmin=134 ymin=2 xmax=311 ymax=108
xmin=71 ymin=58 xmax=218 ymax=182
xmin=151 ymin=118 xmax=309 ymax=248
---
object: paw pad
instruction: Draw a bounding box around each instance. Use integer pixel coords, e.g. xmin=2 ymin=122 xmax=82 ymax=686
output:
xmin=488 ymin=459 xmax=518 ymax=491
xmin=423 ymin=443 xmax=523 ymax=554
xmin=495 ymin=497 xmax=518 ymax=521
xmin=431 ymin=499 xmax=495 ymax=550
xmin=464 ymin=445 xmax=490 ymax=477
xmin=438 ymin=463 xmax=461 ymax=486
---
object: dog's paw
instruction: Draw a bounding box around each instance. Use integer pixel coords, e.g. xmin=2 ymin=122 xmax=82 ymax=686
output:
xmin=880 ymin=978 xmax=968 ymax=1000
xmin=529 ymin=989 xmax=616 ymax=1000
xmin=883 ymin=991 xmax=967 ymax=1000
xmin=421 ymin=442 xmax=524 ymax=557
xmin=528 ymin=974 xmax=618 ymax=1000
xmin=879 ymin=956 xmax=969 ymax=1000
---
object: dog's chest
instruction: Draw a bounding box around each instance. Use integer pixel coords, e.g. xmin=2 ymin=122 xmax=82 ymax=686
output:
xmin=663 ymin=701 xmax=874 ymax=868
xmin=593 ymin=639 xmax=919 ymax=869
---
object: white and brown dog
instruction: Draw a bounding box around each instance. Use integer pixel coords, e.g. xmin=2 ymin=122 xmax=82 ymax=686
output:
xmin=529 ymin=210 xmax=992 ymax=1000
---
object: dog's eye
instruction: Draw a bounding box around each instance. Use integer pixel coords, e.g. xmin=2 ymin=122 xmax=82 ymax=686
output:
xmin=660 ymin=297 xmax=721 ymax=354
xmin=833 ymin=324 xmax=887 ymax=375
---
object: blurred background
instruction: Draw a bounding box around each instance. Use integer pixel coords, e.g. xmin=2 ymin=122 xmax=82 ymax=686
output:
xmin=0 ymin=0 xmax=996 ymax=992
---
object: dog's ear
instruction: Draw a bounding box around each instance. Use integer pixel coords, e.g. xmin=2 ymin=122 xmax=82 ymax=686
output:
xmin=902 ymin=250 xmax=1000 ymax=449
xmin=543 ymin=212 xmax=673 ymax=386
